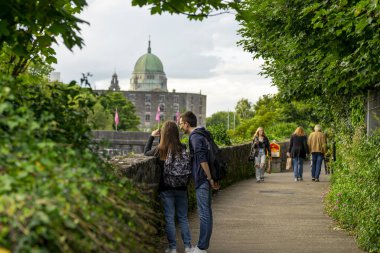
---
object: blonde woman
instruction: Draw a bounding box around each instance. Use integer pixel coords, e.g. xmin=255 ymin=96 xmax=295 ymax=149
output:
xmin=251 ymin=127 xmax=271 ymax=183
xmin=287 ymin=127 xmax=309 ymax=182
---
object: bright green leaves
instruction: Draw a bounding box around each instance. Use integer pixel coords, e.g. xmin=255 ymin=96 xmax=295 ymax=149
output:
xmin=0 ymin=1 xmax=157 ymax=251
xmin=0 ymin=0 xmax=89 ymax=76
xmin=131 ymin=0 xmax=231 ymax=20
xmin=325 ymin=133 xmax=380 ymax=252
xmin=236 ymin=0 xmax=380 ymax=133
xmin=0 ymin=78 xmax=157 ymax=252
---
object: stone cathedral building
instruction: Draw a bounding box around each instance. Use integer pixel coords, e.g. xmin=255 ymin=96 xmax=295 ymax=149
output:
xmin=106 ymin=41 xmax=206 ymax=131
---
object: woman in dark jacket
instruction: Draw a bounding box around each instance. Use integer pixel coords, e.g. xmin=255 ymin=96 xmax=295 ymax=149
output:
xmin=144 ymin=121 xmax=193 ymax=253
xmin=251 ymin=127 xmax=271 ymax=183
xmin=287 ymin=126 xmax=309 ymax=182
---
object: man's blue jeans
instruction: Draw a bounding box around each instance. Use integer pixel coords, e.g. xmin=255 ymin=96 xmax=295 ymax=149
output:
xmin=311 ymin=152 xmax=323 ymax=180
xmin=292 ymin=156 xmax=304 ymax=179
xmin=160 ymin=190 xmax=192 ymax=249
xmin=195 ymin=181 xmax=213 ymax=250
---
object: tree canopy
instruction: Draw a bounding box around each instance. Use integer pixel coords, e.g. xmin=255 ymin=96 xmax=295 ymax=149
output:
xmin=236 ymin=0 xmax=380 ymax=102
xmin=99 ymin=92 xmax=140 ymax=131
xmin=235 ymin=98 xmax=253 ymax=119
xmin=206 ymin=111 xmax=240 ymax=129
xmin=0 ymin=2 xmax=157 ymax=252
xmin=0 ymin=0 xmax=88 ymax=77
xmin=131 ymin=0 xmax=233 ymax=20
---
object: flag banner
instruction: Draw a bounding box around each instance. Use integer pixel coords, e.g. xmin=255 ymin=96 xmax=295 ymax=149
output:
xmin=115 ymin=110 xmax=119 ymax=126
xmin=155 ymin=105 xmax=161 ymax=121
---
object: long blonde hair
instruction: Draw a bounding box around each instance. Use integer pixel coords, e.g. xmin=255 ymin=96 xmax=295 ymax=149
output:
xmin=253 ymin=127 xmax=266 ymax=139
xmin=294 ymin=127 xmax=306 ymax=136
xmin=157 ymin=121 xmax=183 ymax=160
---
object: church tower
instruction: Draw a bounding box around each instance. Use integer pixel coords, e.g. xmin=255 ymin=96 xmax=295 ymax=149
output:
xmin=129 ymin=40 xmax=167 ymax=92
xmin=108 ymin=72 xmax=120 ymax=91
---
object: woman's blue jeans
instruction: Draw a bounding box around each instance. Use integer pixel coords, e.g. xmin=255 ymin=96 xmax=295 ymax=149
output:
xmin=255 ymin=148 xmax=266 ymax=180
xmin=160 ymin=190 xmax=192 ymax=249
xmin=292 ymin=156 xmax=304 ymax=179
xmin=195 ymin=181 xmax=213 ymax=250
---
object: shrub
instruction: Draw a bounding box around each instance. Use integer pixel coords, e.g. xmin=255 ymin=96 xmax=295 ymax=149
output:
xmin=207 ymin=124 xmax=232 ymax=146
xmin=266 ymin=122 xmax=298 ymax=142
xmin=325 ymin=129 xmax=380 ymax=252
xmin=0 ymin=78 xmax=157 ymax=252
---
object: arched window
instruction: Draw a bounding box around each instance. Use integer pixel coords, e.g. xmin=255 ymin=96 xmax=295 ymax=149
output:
xmin=145 ymin=103 xmax=151 ymax=112
xmin=145 ymin=94 xmax=151 ymax=103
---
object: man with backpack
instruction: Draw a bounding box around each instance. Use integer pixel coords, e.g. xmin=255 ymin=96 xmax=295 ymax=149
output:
xmin=179 ymin=111 xmax=219 ymax=253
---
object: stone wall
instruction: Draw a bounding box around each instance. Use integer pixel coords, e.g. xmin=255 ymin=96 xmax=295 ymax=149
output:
xmin=108 ymin=141 xmax=290 ymax=223
xmin=109 ymin=141 xmax=290 ymax=193
xmin=367 ymin=87 xmax=380 ymax=135
xmin=92 ymin=130 xmax=159 ymax=156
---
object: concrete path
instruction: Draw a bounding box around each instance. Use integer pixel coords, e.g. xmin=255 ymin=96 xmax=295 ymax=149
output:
xmin=173 ymin=171 xmax=364 ymax=253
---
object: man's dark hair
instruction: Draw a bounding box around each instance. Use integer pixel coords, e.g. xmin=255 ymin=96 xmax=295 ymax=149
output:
xmin=180 ymin=111 xmax=197 ymax=127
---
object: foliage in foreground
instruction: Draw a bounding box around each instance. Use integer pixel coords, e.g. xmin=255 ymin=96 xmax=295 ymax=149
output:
xmin=0 ymin=78 xmax=157 ymax=252
xmin=325 ymin=129 xmax=380 ymax=253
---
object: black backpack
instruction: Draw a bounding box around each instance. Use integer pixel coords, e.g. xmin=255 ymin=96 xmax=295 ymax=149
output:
xmin=163 ymin=148 xmax=192 ymax=187
xmin=193 ymin=129 xmax=228 ymax=182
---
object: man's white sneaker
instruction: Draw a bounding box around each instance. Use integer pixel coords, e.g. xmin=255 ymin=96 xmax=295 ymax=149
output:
xmin=185 ymin=246 xmax=194 ymax=253
xmin=192 ymin=246 xmax=207 ymax=253
xmin=164 ymin=248 xmax=178 ymax=253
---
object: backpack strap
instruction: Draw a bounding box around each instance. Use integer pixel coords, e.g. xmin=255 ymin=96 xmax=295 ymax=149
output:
xmin=192 ymin=129 xmax=210 ymax=141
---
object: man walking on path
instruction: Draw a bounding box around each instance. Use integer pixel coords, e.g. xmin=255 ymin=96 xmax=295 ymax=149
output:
xmin=179 ymin=111 xmax=219 ymax=253
xmin=308 ymin=124 xmax=327 ymax=182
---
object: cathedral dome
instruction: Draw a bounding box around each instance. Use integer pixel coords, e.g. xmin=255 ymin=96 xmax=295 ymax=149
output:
xmin=133 ymin=41 xmax=164 ymax=73
xmin=129 ymin=40 xmax=168 ymax=92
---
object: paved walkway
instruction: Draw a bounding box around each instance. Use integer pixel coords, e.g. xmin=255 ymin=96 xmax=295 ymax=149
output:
xmin=173 ymin=171 xmax=364 ymax=253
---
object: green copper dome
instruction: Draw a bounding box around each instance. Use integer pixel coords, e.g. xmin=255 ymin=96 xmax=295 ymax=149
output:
xmin=133 ymin=41 xmax=164 ymax=73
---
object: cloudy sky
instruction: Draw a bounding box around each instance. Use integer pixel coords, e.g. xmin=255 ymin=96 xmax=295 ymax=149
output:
xmin=53 ymin=0 xmax=277 ymax=116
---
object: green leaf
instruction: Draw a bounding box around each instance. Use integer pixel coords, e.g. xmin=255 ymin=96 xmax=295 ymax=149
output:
xmin=0 ymin=20 xmax=10 ymax=36
xmin=12 ymin=44 xmax=27 ymax=56
xmin=355 ymin=18 xmax=368 ymax=33
xmin=45 ymin=56 xmax=57 ymax=64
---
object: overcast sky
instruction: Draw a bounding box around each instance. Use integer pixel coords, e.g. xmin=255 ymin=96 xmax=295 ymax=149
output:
xmin=53 ymin=0 xmax=277 ymax=116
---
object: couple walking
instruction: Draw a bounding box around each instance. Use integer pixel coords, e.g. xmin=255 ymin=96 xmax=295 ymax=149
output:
xmin=144 ymin=111 xmax=218 ymax=253
xmin=287 ymin=125 xmax=327 ymax=182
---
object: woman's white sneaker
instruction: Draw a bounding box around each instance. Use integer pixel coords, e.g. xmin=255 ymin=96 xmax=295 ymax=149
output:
xmin=185 ymin=246 xmax=194 ymax=253
xmin=164 ymin=248 xmax=178 ymax=253
xmin=192 ymin=246 xmax=207 ymax=253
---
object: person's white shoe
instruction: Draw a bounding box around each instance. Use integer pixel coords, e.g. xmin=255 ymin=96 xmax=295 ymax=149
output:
xmin=185 ymin=246 xmax=194 ymax=253
xmin=164 ymin=248 xmax=178 ymax=253
xmin=192 ymin=246 xmax=207 ymax=253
